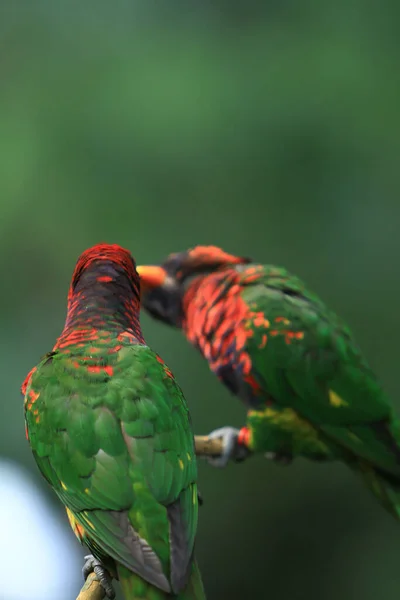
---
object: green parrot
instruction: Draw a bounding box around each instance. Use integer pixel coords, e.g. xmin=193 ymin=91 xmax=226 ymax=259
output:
xmin=22 ymin=243 xmax=205 ymax=600
xmin=137 ymin=245 xmax=400 ymax=520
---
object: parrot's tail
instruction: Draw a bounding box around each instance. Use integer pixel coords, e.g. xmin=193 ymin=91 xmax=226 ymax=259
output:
xmin=117 ymin=559 xmax=206 ymax=600
xmin=352 ymin=461 xmax=400 ymax=520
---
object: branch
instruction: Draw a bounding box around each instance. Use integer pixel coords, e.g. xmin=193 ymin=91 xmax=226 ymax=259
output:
xmin=76 ymin=573 xmax=105 ymax=600
xmin=194 ymin=435 xmax=224 ymax=457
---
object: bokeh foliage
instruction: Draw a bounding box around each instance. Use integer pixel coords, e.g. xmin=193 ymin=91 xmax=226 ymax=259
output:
xmin=1 ymin=1 xmax=400 ymax=598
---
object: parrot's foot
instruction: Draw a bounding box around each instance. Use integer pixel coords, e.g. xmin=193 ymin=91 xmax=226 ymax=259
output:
xmin=206 ymin=426 xmax=251 ymax=468
xmin=265 ymin=452 xmax=293 ymax=465
xmin=83 ymin=554 xmax=115 ymax=599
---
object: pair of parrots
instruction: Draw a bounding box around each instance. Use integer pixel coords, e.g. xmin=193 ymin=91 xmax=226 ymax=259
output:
xmin=23 ymin=243 xmax=400 ymax=600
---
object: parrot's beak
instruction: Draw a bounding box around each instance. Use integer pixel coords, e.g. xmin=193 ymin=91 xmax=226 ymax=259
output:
xmin=137 ymin=265 xmax=167 ymax=294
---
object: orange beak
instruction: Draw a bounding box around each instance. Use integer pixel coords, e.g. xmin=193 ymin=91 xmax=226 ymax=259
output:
xmin=136 ymin=265 xmax=167 ymax=293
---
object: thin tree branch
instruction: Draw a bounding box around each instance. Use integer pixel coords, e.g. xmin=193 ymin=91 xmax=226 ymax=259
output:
xmin=194 ymin=435 xmax=224 ymax=457
xmin=76 ymin=573 xmax=105 ymax=600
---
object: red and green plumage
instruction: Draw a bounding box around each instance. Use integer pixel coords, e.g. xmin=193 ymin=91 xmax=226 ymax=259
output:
xmin=138 ymin=246 xmax=400 ymax=519
xmin=22 ymin=244 xmax=205 ymax=600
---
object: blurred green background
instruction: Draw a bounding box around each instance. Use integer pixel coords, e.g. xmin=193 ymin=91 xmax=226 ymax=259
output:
xmin=2 ymin=1 xmax=400 ymax=598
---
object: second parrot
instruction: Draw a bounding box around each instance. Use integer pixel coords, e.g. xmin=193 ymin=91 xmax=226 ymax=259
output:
xmin=138 ymin=245 xmax=400 ymax=520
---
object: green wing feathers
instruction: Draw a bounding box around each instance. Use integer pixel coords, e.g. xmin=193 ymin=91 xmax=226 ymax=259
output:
xmin=239 ymin=264 xmax=400 ymax=515
xmin=352 ymin=461 xmax=400 ymax=520
xmin=118 ymin=560 xmax=205 ymax=600
xmin=24 ymin=344 xmax=203 ymax=597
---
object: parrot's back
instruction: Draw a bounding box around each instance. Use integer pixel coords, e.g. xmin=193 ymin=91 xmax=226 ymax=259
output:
xmin=23 ymin=244 xmax=206 ymax=599
xmin=138 ymin=246 xmax=400 ymax=521
xmin=182 ymin=260 xmax=400 ymax=518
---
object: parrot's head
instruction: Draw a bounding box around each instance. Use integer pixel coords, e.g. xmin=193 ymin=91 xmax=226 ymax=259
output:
xmin=137 ymin=245 xmax=250 ymax=328
xmin=69 ymin=243 xmax=140 ymax=303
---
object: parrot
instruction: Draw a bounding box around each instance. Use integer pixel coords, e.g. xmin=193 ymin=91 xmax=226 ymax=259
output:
xmin=22 ymin=243 xmax=206 ymax=600
xmin=137 ymin=245 xmax=400 ymax=520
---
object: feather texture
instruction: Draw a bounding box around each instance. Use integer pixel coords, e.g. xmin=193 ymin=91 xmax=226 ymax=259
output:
xmin=23 ymin=244 xmax=206 ymax=599
xmin=139 ymin=247 xmax=400 ymax=519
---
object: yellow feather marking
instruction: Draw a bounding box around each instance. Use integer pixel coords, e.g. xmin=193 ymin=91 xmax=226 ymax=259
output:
xmin=186 ymin=452 xmax=192 ymax=461
xmin=192 ymin=486 xmax=197 ymax=505
xmin=65 ymin=508 xmax=76 ymax=531
xmin=178 ymin=459 xmax=184 ymax=470
xmin=275 ymin=317 xmax=290 ymax=325
xmin=248 ymin=406 xmax=317 ymax=437
xmin=84 ymin=488 xmax=90 ymax=494
xmin=247 ymin=405 xmax=329 ymax=456
xmin=248 ymin=406 xmax=277 ymax=419
xmin=329 ymin=390 xmax=348 ymax=407
xmin=65 ymin=507 xmax=86 ymax=541
xmin=133 ymin=481 xmax=146 ymax=492
xmin=61 ymin=481 xmax=67 ymax=491
xmin=82 ymin=513 xmax=96 ymax=531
